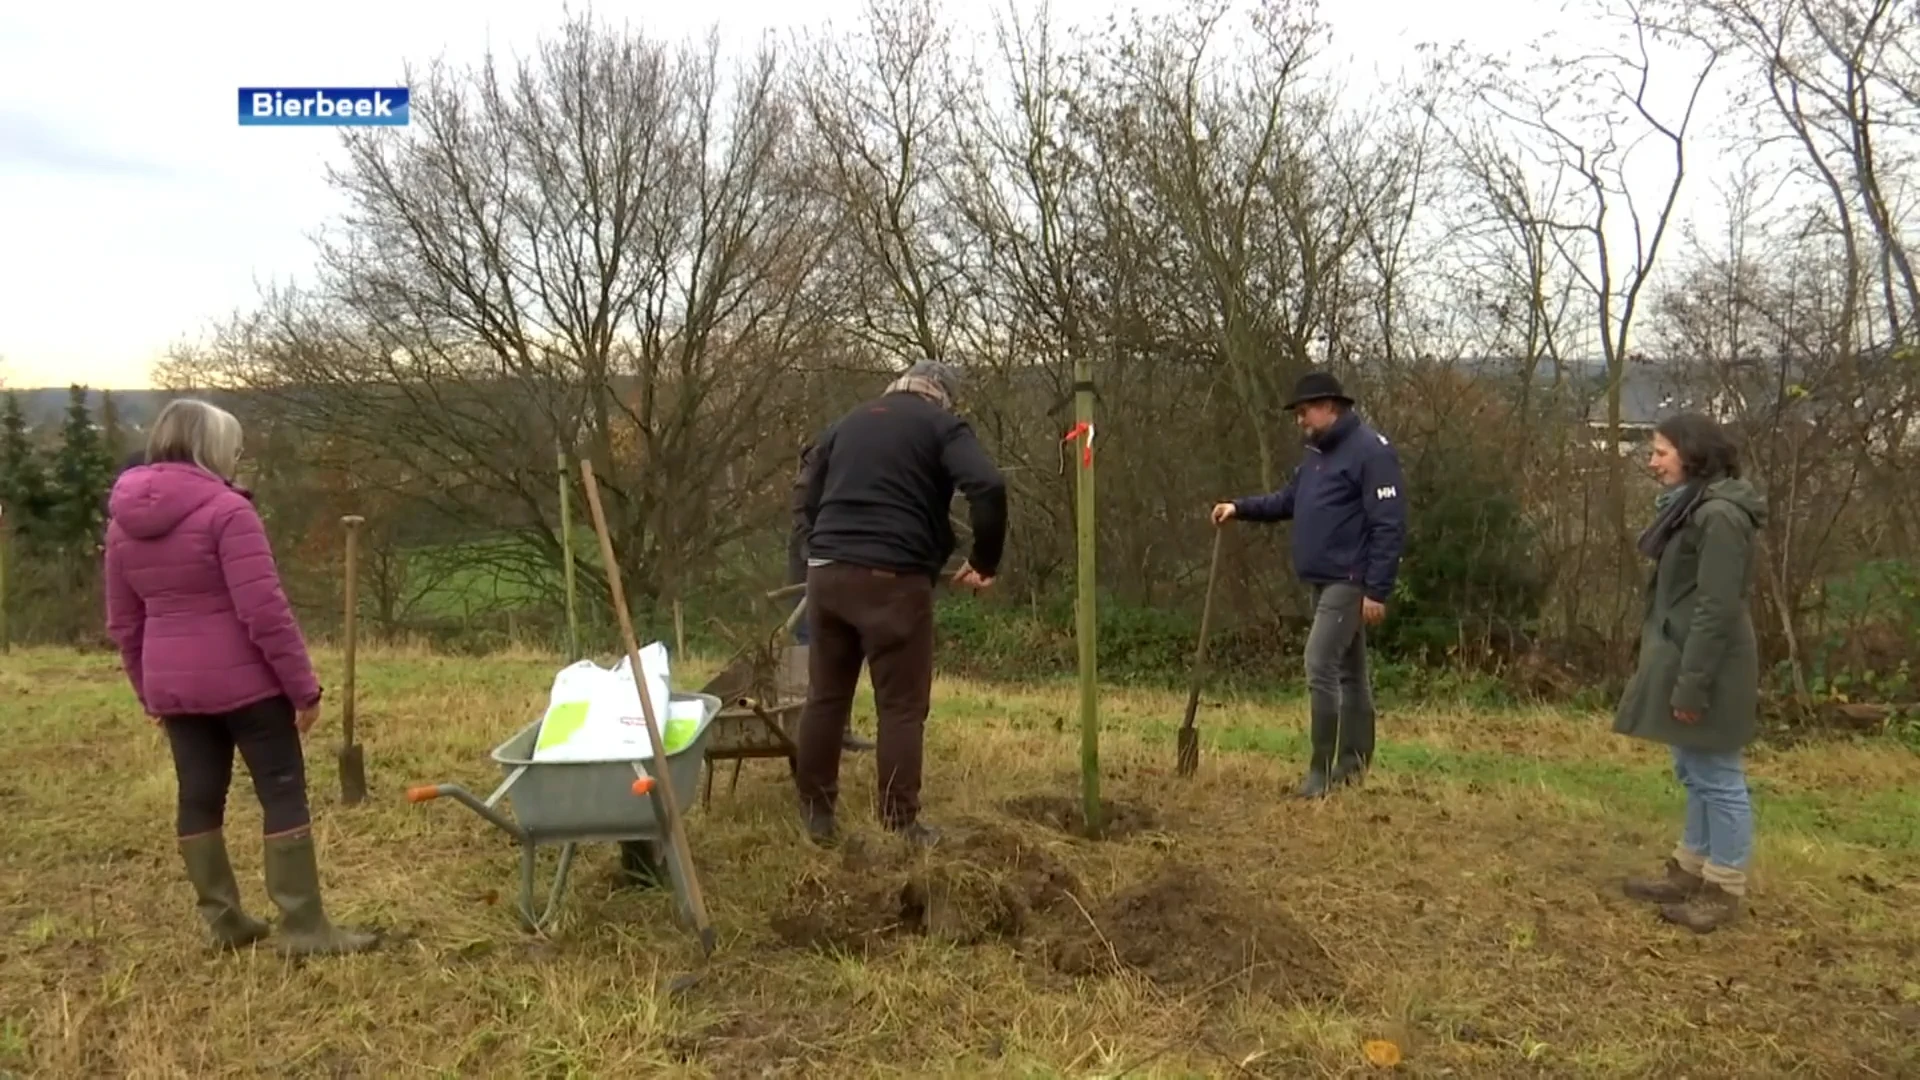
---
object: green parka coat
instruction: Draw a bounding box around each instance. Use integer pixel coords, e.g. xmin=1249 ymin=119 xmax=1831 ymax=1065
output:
xmin=1614 ymin=477 xmax=1769 ymax=753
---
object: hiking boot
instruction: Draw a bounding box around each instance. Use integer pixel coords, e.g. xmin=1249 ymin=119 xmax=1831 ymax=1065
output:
xmin=1659 ymin=882 xmax=1745 ymax=934
xmin=889 ymin=821 xmax=942 ymax=849
xmin=180 ymin=831 xmax=270 ymax=950
xmin=263 ymin=833 xmax=379 ymax=956
xmin=1295 ymin=768 xmax=1332 ymax=799
xmin=1623 ymin=858 xmax=1704 ymax=904
xmin=842 ymin=732 xmax=876 ymax=753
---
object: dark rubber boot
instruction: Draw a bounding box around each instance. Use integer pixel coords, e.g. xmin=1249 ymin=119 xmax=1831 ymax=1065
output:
xmin=617 ymin=841 xmax=664 ymax=889
xmin=1329 ymin=753 xmax=1369 ymax=790
xmin=889 ymin=821 xmax=941 ymax=849
xmin=180 ymin=832 xmax=270 ymax=950
xmin=1295 ymin=769 xmax=1332 ymax=799
xmin=801 ymin=806 xmax=838 ymax=846
xmin=263 ymin=833 xmax=379 ymax=956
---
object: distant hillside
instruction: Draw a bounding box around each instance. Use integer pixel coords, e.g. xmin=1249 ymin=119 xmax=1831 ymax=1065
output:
xmin=4 ymin=387 xmax=173 ymax=429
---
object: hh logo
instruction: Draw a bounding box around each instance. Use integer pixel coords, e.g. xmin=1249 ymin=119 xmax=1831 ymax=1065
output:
xmin=1375 ymin=486 xmax=1398 ymax=500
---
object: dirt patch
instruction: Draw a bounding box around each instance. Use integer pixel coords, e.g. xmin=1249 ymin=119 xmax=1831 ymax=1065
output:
xmin=1041 ymin=862 xmax=1339 ymax=1004
xmin=768 ymin=866 xmax=913 ymax=953
xmin=769 ymin=822 xmax=1082 ymax=952
xmin=1002 ymin=793 xmax=1160 ymax=840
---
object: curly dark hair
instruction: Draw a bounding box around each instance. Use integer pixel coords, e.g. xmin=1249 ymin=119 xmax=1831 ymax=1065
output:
xmin=1655 ymin=411 xmax=1741 ymax=481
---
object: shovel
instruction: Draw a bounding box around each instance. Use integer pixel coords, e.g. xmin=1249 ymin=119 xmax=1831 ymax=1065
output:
xmin=1177 ymin=527 xmax=1226 ymax=777
xmin=338 ymin=515 xmax=369 ymax=805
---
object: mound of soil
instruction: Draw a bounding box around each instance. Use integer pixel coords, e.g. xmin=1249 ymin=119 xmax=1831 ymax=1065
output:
xmin=1041 ymin=862 xmax=1339 ymax=1003
xmin=770 ymin=822 xmax=1082 ymax=952
xmin=769 ymin=867 xmax=915 ymax=953
xmin=1002 ymin=794 xmax=1160 ymax=840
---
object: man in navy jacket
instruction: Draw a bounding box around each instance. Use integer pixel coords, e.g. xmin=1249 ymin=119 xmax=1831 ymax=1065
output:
xmin=1212 ymin=370 xmax=1408 ymax=797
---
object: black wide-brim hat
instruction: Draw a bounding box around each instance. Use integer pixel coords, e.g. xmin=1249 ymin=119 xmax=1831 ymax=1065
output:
xmin=1284 ymin=369 xmax=1354 ymax=411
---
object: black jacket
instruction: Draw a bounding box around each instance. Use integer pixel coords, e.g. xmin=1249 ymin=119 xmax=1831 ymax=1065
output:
xmin=803 ymin=391 xmax=1007 ymax=579
xmin=785 ymin=442 xmax=816 ymax=585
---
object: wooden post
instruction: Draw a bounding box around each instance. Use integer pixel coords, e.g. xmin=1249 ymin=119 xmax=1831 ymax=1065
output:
xmin=337 ymin=515 xmax=369 ymax=805
xmin=673 ymin=597 xmax=686 ymax=660
xmin=558 ymin=442 xmax=580 ymax=661
xmin=1072 ymin=357 xmax=1102 ymax=836
xmin=0 ymin=505 xmax=11 ymax=655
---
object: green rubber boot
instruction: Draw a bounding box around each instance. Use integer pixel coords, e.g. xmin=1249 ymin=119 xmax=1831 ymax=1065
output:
xmin=180 ymin=832 xmax=270 ymax=950
xmin=263 ymin=832 xmax=379 ymax=956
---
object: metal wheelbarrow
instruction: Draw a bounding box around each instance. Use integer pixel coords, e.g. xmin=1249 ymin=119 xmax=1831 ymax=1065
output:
xmin=406 ymin=690 xmax=723 ymax=933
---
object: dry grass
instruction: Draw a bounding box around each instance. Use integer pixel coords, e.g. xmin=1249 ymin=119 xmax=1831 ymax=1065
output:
xmin=3 ymin=643 xmax=1918 ymax=1078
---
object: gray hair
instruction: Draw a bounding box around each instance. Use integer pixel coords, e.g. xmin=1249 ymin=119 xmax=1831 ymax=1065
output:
xmin=147 ymin=398 xmax=245 ymax=479
xmin=884 ymin=359 xmax=962 ymax=409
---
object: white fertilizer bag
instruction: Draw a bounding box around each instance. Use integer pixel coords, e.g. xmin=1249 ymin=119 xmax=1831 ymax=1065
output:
xmin=531 ymin=643 xmax=702 ymax=762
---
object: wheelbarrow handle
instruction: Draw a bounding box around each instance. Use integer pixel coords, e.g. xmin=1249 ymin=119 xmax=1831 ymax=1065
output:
xmin=406 ymin=782 xmax=527 ymax=841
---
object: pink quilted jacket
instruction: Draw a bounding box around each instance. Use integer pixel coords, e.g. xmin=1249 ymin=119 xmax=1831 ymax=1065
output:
xmin=104 ymin=463 xmax=322 ymax=717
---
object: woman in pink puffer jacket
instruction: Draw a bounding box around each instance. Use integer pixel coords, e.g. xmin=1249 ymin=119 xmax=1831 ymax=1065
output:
xmin=105 ymin=398 xmax=375 ymax=955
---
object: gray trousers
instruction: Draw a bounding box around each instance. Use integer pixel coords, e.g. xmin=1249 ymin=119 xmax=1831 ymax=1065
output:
xmin=1304 ymin=583 xmax=1376 ymax=772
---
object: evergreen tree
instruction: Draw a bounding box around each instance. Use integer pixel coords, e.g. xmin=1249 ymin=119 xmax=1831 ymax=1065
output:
xmin=48 ymin=385 xmax=115 ymax=554
xmin=0 ymin=392 xmax=51 ymax=544
xmin=100 ymin=390 xmax=127 ymax=464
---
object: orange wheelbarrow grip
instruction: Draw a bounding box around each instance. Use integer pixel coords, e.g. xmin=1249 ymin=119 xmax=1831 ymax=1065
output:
xmin=406 ymin=785 xmax=443 ymax=803
xmin=631 ymin=776 xmax=655 ymax=796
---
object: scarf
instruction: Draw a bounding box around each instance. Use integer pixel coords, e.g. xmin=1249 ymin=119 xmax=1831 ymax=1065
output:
xmin=1637 ymin=481 xmax=1705 ymax=561
xmin=884 ymin=373 xmax=952 ymax=410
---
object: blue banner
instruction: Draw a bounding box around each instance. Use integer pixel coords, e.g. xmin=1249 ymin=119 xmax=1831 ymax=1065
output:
xmin=237 ymin=87 xmax=409 ymax=127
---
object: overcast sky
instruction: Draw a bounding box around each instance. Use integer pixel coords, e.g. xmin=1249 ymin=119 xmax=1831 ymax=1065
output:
xmin=1 ymin=1 xmax=1637 ymax=390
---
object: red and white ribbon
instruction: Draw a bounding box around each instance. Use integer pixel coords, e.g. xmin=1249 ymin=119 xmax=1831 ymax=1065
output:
xmin=1060 ymin=421 xmax=1096 ymax=468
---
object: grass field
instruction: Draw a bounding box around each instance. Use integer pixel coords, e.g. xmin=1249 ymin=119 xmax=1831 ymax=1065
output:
xmin=4 ymin=646 xmax=1919 ymax=1078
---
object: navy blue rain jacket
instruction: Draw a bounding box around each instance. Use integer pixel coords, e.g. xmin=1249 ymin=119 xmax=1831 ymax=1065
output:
xmin=1231 ymin=411 xmax=1408 ymax=602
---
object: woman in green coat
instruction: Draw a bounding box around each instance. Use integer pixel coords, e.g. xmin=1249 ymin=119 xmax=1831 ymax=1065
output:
xmin=1615 ymin=412 xmax=1768 ymax=933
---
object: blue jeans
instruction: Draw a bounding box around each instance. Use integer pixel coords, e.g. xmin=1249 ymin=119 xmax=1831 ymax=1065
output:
xmin=1672 ymin=745 xmax=1753 ymax=870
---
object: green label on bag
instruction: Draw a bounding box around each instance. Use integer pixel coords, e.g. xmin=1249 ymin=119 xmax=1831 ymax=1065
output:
xmin=535 ymin=701 xmax=591 ymax=751
xmin=664 ymin=717 xmax=696 ymax=753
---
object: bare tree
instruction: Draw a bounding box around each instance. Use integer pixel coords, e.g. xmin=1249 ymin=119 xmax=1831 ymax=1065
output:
xmin=941 ymin=1 xmax=1099 ymax=599
xmin=796 ymin=0 xmax=976 ymax=368
xmin=1660 ymin=0 xmax=1919 ymax=348
xmin=1436 ymin=0 xmax=1717 ymax=640
xmin=1077 ymin=0 xmax=1346 ymax=490
xmin=173 ymin=16 xmax=837 ymax=608
xmin=1653 ymin=153 xmax=1920 ymax=704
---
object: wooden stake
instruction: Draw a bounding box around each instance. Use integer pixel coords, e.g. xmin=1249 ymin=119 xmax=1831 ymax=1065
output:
xmin=338 ymin=515 xmax=369 ymax=805
xmin=1072 ymin=357 xmax=1102 ymax=836
xmin=673 ymin=597 xmax=686 ymax=661
xmin=0 ymin=506 xmax=11 ymax=655
xmin=578 ymin=460 xmax=716 ymax=954
xmin=557 ymin=443 xmax=580 ymax=661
